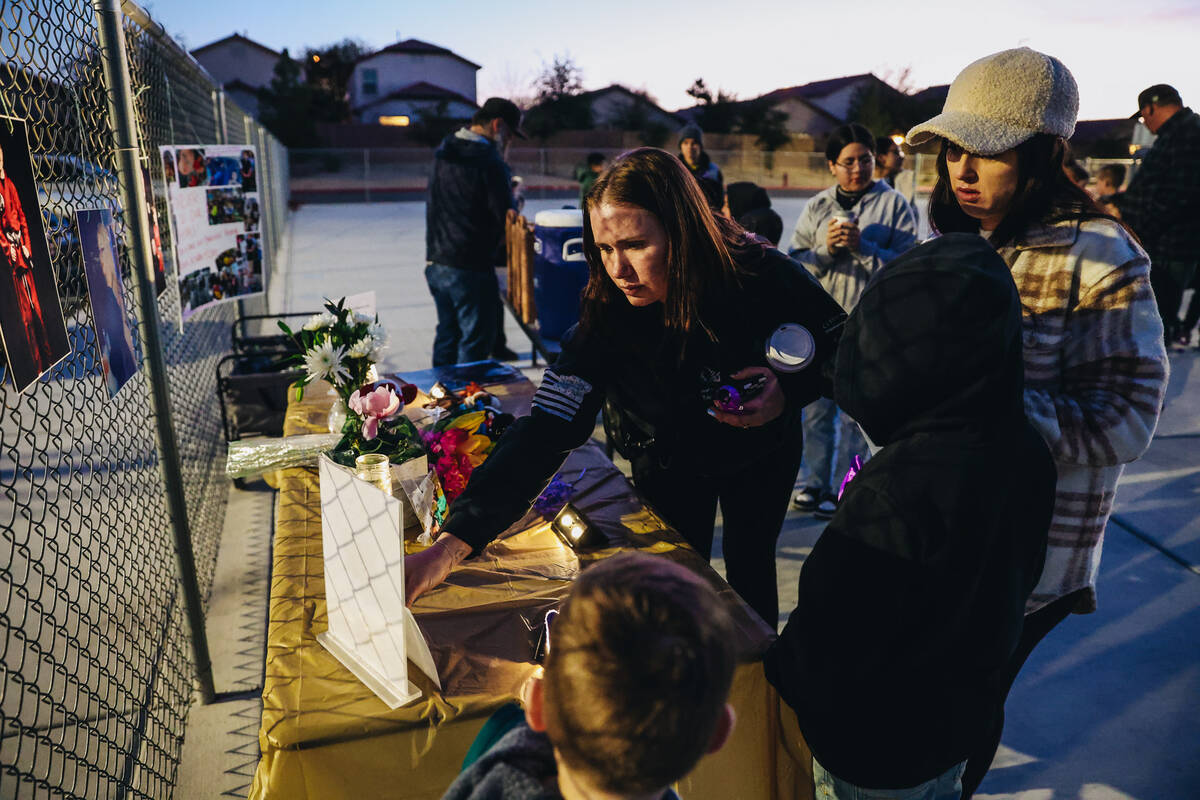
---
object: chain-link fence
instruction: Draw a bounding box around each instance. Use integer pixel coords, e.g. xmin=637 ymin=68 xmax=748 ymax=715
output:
xmin=1 ymin=1 xmax=287 ymax=797
xmin=288 ymin=144 xmax=943 ymax=204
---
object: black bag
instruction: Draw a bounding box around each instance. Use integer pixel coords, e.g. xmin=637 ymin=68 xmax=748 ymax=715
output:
xmin=601 ymin=399 xmax=660 ymax=460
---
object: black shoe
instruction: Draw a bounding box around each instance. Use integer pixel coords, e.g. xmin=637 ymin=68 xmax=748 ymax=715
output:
xmin=792 ymin=486 xmax=821 ymax=511
xmin=492 ymin=345 xmax=520 ymax=361
xmin=813 ymin=493 xmax=838 ymax=520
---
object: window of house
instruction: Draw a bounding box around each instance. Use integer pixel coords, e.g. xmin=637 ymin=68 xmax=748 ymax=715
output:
xmin=362 ymin=69 xmax=377 ymax=95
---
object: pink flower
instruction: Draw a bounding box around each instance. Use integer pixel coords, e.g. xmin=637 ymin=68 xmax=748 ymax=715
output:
xmin=348 ymin=385 xmax=402 ymax=440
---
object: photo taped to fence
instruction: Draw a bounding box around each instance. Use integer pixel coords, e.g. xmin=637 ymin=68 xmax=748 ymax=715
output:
xmin=143 ymin=166 xmax=170 ymax=297
xmin=0 ymin=115 xmax=71 ymax=394
xmin=76 ymin=207 xmax=138 ymax=398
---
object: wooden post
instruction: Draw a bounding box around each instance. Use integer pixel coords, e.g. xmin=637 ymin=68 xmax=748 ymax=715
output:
xmin=505 ymin=209 xmax=517 ymax=306
xmin=520 ymin=219 xmax=536 ymax=324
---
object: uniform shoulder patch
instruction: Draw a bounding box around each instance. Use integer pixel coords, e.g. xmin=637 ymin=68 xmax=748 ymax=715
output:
xmin=532 ymin=370 xmax=593 ymax=422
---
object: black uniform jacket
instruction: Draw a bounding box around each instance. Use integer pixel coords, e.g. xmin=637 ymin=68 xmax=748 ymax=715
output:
xmin=443 ymin=239 xmax=847 ymax=554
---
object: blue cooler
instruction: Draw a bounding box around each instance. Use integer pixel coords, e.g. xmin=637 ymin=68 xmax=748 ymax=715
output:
xmin=532 ymin=209 xmax=587 ymax=340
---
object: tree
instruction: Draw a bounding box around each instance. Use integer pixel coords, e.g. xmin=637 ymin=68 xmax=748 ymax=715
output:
xmin=524 ymin=54 xmax=591 ymax=139
xmin=533 ymin=54 xmax=584 ymax=103
xmin=258 ymin=49 xmax=319 ymax=147
xmin=737 ymin=99 xmax=792 ymax=169
xmin=845 ymin=71 xmax=932 ymax=140
xmin=303 ymin=38 xmax=370 ymax=124
xmin=409 ymin=100 xmax=459 ymax=148
xmin=685 ymin=77 xmax=738 ymax=134
xmin=608 ymin=89 xmax=670 ymax=147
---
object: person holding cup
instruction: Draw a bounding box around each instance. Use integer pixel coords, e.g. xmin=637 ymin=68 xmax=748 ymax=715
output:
xmin=786 ymin=123 xmax=917 ymax=517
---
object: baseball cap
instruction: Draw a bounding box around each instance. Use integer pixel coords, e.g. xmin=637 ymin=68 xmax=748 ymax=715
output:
xmin=478 ymin=97 xmax=527 ymax=139
xmin=1132 ymin=84 xmax=1182 ymax=119
xmin=905 ymin=48 xmax=1078 ymax=156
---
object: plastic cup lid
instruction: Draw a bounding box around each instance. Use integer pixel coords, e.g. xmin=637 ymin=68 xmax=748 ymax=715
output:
xmin=765 ymin=324 xmax=815 ymax=372
xmin=534 ymin=209 xmax=584 ymax=228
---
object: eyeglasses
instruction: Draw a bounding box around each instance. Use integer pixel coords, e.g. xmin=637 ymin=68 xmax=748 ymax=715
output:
xmin=834 ymin=155 xmax=874 ymax=170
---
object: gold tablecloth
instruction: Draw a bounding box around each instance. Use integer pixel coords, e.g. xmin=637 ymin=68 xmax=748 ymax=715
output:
xmin=250 ymin=375 xmax=812 ymax=800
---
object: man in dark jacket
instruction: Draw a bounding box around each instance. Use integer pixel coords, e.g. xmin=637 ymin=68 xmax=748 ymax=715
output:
xmin=764 ymin=235 xmax=1056 ymax=798
xmin=1115 ymin=84 xmax=1200 ymax=345
xmin=677 ymin=123 xmax=724 ymax=212
xmin=426 ymin=97 xmax=524 ymax=366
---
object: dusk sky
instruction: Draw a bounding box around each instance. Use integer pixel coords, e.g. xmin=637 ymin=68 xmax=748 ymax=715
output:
xmin=152 ymin=0 xmax=1200 ymax=121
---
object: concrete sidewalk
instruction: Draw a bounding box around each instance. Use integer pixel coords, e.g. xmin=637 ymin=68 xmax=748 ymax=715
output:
xmin=181 ymin=201 xmax=1199 ymax=799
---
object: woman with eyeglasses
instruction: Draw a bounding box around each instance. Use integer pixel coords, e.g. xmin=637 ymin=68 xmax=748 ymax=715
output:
xmin=787 ymin=123 xmax=917 ymax=518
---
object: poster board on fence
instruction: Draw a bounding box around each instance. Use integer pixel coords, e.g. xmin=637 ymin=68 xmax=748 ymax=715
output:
xmin=159 ymin=144 xmax=265 ymax=321
xmin=317 ymin=454 xmax=440 ymax=708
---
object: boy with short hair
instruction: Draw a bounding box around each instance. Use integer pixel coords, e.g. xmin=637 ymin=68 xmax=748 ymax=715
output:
xmin=765 ymin=234 xmax=1057 ymax=799
xmin=444 ymin=552 xmax=737 ymax=800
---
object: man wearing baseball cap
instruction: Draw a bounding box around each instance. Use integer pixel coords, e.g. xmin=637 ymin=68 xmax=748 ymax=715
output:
xmin=1114 ymin=84 xmax=1200 ymax=346
xmin=425 ymin=97 xmax=527 ymax=366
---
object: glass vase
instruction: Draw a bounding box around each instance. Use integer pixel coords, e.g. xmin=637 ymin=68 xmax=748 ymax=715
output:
xmin=327 ymin=397 xmax=348 ymax=433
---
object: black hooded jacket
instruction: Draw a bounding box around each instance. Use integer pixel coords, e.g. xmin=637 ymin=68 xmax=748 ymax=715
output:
xmin=764 ymin=234 xmax=1056 ymax=789
xmin=426 ymin=130 xmax=515 ymax=271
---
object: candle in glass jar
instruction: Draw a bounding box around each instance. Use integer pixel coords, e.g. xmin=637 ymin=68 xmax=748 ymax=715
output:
xmin=355 ymin=453 xmax=392 ymax=494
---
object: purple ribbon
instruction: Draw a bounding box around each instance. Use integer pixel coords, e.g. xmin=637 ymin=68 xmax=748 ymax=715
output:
xmin=837 ymin=455 xmax=864 ymax=501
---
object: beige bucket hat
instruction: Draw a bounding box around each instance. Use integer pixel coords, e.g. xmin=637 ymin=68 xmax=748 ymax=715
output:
xmin=906 ymin=47 xmax=1079 ymax=156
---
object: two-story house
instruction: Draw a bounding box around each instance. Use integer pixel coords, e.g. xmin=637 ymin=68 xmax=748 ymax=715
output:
xmin=349 ymin=39 xmax=479 ymax=126
xmin=190 ymin=33 xmax=281 ymax=119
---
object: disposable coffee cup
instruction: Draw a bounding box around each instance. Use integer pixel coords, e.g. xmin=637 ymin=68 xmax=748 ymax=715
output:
xmin=831 ymin=211 xmax=857 ymax=228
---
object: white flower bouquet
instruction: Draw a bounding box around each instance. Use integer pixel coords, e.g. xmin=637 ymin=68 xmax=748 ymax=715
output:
xmin=278 ymin=298 xmax=386 ymax=404
xmin=277 ymin=299 xmax=425 ymax=468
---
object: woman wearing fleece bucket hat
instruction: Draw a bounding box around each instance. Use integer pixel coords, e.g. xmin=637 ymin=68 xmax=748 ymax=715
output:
xmin=906 ymin=47 xmax=1169 ymax=796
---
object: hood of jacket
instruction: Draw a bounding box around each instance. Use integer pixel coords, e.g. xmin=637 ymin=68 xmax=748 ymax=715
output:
xmin=834 ymin=232 xmax=1025 ymax=446
xmin=436 ymin=128 xmax=501 ymax=166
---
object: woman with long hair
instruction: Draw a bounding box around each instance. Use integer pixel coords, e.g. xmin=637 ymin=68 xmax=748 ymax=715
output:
xmin=906 ymin=47 xmax=1168 ymax=796
xmin=787 ymin=123 xmax=918 ymax=518
xmin=404 ymin=147 xmax=847 ymax=625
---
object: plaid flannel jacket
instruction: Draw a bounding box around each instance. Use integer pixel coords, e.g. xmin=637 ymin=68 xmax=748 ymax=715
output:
xmin=1114 ymin=107 xmax=1200 ymax=264
xmin=998 ymin=218 xmax=1169 ymax=613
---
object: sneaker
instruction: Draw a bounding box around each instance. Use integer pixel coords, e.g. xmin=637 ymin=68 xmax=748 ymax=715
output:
xmin=813 ymin=494 xmax=838 ymax=520
xmin=792 ymin=486 xmax=821 ymax=511
xmin=492 ymin=345 xmax=520 ymax=361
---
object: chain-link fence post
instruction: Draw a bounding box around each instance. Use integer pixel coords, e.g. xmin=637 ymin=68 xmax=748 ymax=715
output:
xmin=364 ymin=148 xmax=371 ymax=203
xmin=92 ymin=0 xmax=215 ymax=705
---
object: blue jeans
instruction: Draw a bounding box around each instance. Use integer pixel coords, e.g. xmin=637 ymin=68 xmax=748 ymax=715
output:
xmin=425 ymin=263 xmax=499 ymax=367
xmin=814 ymin=758 xmax=965 ymax=800
xmin=797 ymin=396 xmax=868 ymax=493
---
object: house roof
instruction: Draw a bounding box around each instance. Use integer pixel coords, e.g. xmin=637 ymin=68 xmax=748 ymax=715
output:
xmin=674 ymin=87 xmax=842 ymax=126
xmin=757 ymin=73 xmax=883 ymax=105
xmin=191 ymin=33 xmax=280 ymax=61
xmin=910 ymin=84 xmax=950 ymax=106
xmin=362 ymin=38 xmax=481 ymax=71
xmin=353 ymin=81 xmax=478 ymax=113
xmin=546 ymin=84 xmax=682 ymax=120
